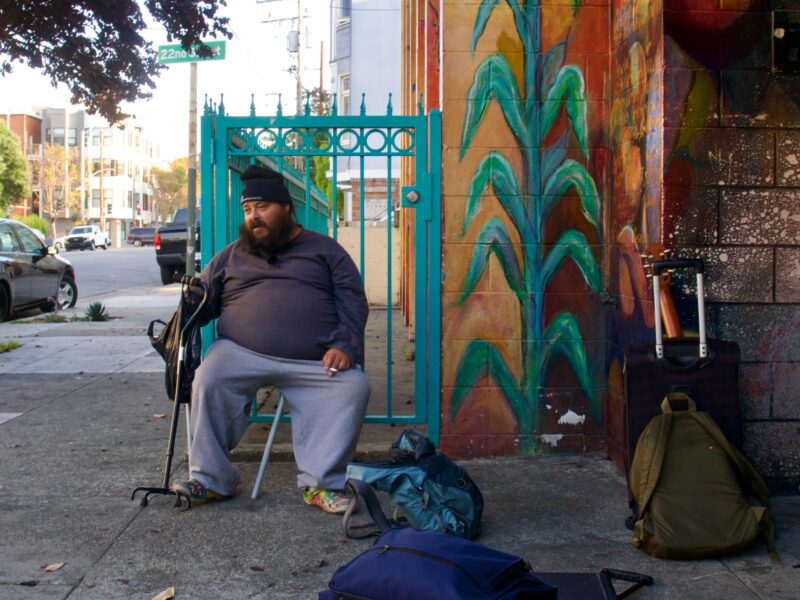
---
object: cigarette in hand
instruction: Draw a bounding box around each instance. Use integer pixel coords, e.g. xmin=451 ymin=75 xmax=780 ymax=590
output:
xmin=327 ymin=367 xmax=338 ymax=373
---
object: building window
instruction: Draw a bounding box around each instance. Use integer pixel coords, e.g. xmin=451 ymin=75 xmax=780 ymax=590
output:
xmin=52 ymin=127 xmax=65 ymax=145
xmin=340 ymin=74 xmax=351 ymax=118
xmin=91 ymin=159 xmax=118 ymax=176
xmin=91 ymin=189 xmax=112 ymax=208
xmin=68 ymin=128 xmax=77 ymax=147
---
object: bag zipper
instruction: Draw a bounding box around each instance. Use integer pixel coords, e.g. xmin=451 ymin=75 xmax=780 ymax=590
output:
xmin=330 ymin=591 xmax=372 ymax=600
xmin=375 ymin=544 xmax=486 ymax=591
xmin=491 ymin=559 xmax=532 ymax=589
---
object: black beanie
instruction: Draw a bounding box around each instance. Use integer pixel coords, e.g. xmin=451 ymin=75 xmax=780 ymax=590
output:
xmin=240 ymin=165 xmax=291 ymax=204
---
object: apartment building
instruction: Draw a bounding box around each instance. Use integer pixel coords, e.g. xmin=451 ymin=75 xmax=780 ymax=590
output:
xmin=5 ymin=108 xmax=162 ymax=245
xmin=329 ymin=0 xmax=401 ymax=223
xmin=38 ymin=107 xmax=161 ymax=246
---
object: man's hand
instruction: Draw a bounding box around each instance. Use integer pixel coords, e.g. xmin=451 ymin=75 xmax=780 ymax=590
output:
xmin=322 ymin=348 xmax=351 ymax=377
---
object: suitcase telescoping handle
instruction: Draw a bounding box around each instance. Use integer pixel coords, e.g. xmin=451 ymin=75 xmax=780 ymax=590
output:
xmin=651 ymin=258 xmax=707 ymax=360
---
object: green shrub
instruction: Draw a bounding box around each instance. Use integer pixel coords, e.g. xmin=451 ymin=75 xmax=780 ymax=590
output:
xmin=18 ymin=214 xmax=48 ymax=237
xmin=0 ymin=340 xmax=21 ymax=353
xmin=85 ymin=302 xmax=111 ymax=321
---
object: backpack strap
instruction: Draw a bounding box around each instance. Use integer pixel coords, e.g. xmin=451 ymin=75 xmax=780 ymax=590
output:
xmin=629 ymin=396 xmax=676 ymax=548
xmin=343 ymin=478 xmax=395 ymax=539
xmin=632 ymin=398 xmax=675 ymax=519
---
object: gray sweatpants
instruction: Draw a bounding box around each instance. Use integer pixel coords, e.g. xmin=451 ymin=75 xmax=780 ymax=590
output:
xmin=188 ymin=338 xmax=370 ymax=496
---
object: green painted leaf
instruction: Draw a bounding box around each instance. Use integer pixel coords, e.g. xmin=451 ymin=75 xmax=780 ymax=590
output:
xmin=463 ymin=151 xmax=528 ymax=238
xmin=450 ymin=339 xmax=532 ymax=432
xmin=541 ymin=41 xmax=566 ymax=93
xmin=538 ymin=312 xmax=600 ymax=420
xmin=470 ymin=0 xmax=501 ymax=54
xmin=542 ymin=159 xmax=600 ymax=228
xmin=460 ymin=54 xmax=528 ymax=158
xmin=542 ymin=65 xmax=588 ymax=157
xmin=457 ymin=218 xmax=524 ymax=304
xmin=470 ymin=0 xmax=527 ymax=53
xmin=540 ymin=130 xmax=570 ymax=185
xmin=540 ymin=229 xmax=602 ymax=293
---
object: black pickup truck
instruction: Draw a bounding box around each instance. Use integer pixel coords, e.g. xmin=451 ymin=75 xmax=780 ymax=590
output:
xmin=154 ymin=207 xmax=201 ymax=285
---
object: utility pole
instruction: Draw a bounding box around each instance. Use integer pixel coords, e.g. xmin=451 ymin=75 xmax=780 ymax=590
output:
xmin=79 ymin=128 xmax=86 ymax=223
xmin=296 ymin=0 xmax=302 ymax=115
xmin=64 ymin=108 xmax=69 ymax=221
xmin=99 ymin=127 xmax=105 ymax=232
xmin=260 ymin=0 xmax=304 ymax=115
xmin=319 ymin=40 xmax=324 ymax=111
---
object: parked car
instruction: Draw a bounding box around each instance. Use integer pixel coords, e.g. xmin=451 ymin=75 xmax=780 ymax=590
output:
xmin=65 ymin=224 xmax=110 ymax=251
xmin=0 ymin=218 xmax=78 ymax=322
xmin=155 ymin=208 xmax=201 ymax=285
xmin=126 ymin=226 xmax=156 ymax=246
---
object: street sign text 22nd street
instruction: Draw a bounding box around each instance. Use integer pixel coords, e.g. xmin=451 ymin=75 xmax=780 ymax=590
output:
xmin=157 ymin=41 xmax=226 ymax=64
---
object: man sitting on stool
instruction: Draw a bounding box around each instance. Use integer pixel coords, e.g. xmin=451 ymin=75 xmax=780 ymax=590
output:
xmin=172 ymin=164 xmax=370 ymax=514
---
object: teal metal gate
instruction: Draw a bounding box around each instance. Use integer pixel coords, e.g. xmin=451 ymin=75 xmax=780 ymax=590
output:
xmin=199 ymin=96 xmax=442 ymax=443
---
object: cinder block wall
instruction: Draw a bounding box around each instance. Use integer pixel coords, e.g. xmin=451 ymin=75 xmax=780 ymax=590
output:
xmin=335 ymin=225 xmax=401 ymax=306
xmin=662 ymin=2 xmax=800 ymax=492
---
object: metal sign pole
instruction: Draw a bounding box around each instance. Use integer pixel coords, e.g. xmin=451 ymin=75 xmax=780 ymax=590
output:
xmin=156 ymin=40 xmax=226 ymax=276
xmin=186 ymin=61 xmax=198 ymax=276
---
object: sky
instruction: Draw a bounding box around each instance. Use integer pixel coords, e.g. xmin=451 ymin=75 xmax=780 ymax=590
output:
xmin=0 ymin=0 xmax=331 ymax=160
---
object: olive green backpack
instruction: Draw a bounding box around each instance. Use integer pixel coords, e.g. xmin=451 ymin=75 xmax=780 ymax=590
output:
xmin=629 ymin=393 xmax=777 ymax=560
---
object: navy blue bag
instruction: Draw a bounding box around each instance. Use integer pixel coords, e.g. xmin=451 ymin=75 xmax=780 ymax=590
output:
xmin=319 ymin=479 xmax=556 ymax=600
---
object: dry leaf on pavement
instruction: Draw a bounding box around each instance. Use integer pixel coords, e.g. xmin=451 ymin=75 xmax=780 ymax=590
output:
xmin=151 ymin=586 xmax=176 ymax=600
xmin=153 ymin=414 xmax=167 ymax=419
xmin=43 ymin=563 xmax=65 ymax=572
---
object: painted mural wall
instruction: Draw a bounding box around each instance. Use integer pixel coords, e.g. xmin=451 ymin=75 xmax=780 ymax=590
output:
xmin=659 ymin=1 xmax=800 ymax=492
xmin=606 ymin=0 xmax=665 ymax=468
xmin=403 ymin=0 xmax=799 ymax=490
xmin=439 ymin=1 xmax=610 ymax=457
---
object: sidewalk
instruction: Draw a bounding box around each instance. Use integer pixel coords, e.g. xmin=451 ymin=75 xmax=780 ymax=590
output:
xmin=0 ymin=289 xmax=798 ymax=599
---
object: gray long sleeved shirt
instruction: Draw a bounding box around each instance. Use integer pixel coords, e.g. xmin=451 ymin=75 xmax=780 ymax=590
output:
xmin=195 ymin=228 xmax=368 ymax=365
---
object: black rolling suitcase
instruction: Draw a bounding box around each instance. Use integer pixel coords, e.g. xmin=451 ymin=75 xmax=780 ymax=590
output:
xmin=623 ymin=258 xmax=741 ymax=470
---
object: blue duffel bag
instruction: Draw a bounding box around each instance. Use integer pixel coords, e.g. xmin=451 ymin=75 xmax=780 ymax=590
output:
xmin=319 ymin=479 xmax=556 ymax=600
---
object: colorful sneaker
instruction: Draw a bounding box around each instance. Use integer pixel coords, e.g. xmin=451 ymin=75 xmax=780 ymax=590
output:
xmin=303 ymin=487 xmax=353 ymax=514
xmin=171 ymin=478 xmax=232 ymax=503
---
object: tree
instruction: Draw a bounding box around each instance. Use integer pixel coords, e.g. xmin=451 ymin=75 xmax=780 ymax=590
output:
xmin=0 ymin=1 xmax=231 ymax=123
xmin=152 ymin=157 xmax=189 ymax=223
xmin=34 ymin=144 xmax=81 ymax=236
xmin=0 ymin=121 xmax=31 ymax=212
xmin=305 ymin=87 xmax=344 ymax=219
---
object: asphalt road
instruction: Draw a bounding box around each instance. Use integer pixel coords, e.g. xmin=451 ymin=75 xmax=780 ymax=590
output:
xmin=57 ymin=245 xmax=163 ymax=302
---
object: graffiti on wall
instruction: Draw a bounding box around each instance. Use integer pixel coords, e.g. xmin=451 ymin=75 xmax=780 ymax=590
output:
xmin=449 ymin=1 xmax=602 ymax=451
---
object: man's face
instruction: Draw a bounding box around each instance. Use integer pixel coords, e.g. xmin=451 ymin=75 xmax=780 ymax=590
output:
xmin=240 ymin=200 xmax=294 ymax=254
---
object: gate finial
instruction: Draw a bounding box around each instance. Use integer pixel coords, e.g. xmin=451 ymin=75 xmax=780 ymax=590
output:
xmin=250 ymin=94 xmax=256 ymax=117
xmin=418 ymin=93 xmax=424 ymax=115
xmin=203 ymin=94 xmax=211 ymax=116
xmin=387 ymin=93 xmax=393 ymax=116
xmin=304 ymin=91 xmax=311 ymax=116
xmin=331 ymin=93 xmax=338 ymax=116
xmin=218 ymin=93 xmax=225 ymax=116
xmin=360 ymin=93 xmax=366 ymax=116
xmin=277 ymin=94 xmax=283 ymax=116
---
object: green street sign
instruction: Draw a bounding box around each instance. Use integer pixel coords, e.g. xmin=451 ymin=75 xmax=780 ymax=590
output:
xmin=157 ymin=40 xmax=226 ymax=64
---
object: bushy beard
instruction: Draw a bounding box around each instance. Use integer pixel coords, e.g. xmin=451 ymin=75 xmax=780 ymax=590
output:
xmin=238 ymin=211 xmax=294 ymax=257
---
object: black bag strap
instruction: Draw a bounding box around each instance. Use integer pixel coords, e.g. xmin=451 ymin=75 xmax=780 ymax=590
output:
xmin=343 ymin=478 xmax=395 ymax=539
xmin=601 ymin=569 xmax=654 ymax=599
